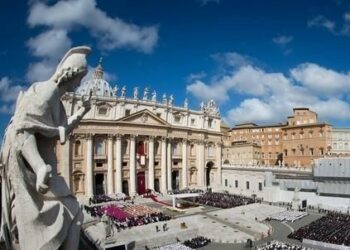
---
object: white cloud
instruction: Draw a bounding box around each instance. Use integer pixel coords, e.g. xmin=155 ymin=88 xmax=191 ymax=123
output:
xmin=0 ymin=77 xmax=25 ymax=114
xmin=27 ymin=29 xmax=72 ymax=60
xmin=26 ymin=29 xmax=72 ymax=82
xmin=186 ymin=80 xmax=229 ymax=102
xmin=186 ymin=71 xmax=206 ymax=82
xmin=212 ymin=52 xmax=252 ymax=68
xmin=291 ymin=63 xmax=350 ymax=96
xmin=186 ymin=52 xmax=350 ymax=125
xmin=27 ymin=0 xmax=158 ymax=53
xmin=272 ymin=35 xmax=294 ymax=46
xmin=344 ymin=12 xmax=350 ymax=22
xmin=308 ymin=15 xmax=336 ymax=33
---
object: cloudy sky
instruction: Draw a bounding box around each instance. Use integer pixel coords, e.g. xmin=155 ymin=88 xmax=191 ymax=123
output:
xmin=1 ymin=0 xmax=350 ymax=138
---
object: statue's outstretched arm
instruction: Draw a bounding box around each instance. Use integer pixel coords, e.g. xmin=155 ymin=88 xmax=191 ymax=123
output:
xmin=64 ymin=92 xmax=92 ymax=140
xmin=20 ymin=132 xmax=51 ymax=193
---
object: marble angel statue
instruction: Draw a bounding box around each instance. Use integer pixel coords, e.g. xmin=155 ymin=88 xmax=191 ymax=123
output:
xmin=0 ymin=46 xmax=92 ymax=250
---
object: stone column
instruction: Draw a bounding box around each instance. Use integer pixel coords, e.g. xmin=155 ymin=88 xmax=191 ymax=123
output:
xmin=129 ymin=135 xmax=137 ymax=195
xmin=86 ymin=134 xmax=94 ymax=197
xmin=182 ymin=139 xmax=188 ymax=189
xmin=148 ymin=136 xmax=155 ymax=190
xmin=216 ymin=142 xmax=222 ymax=187
xmin=161 ymin=137 xmax=167 ymax=193
xmin=167 ymin=139 xmax=172 ymax=191
xmin=61 ymin=135 xmax=72 ymax=189
xmin=107 ymin=134 xmax=114 ymax=194
xmin=115 ymin=134 xmax=123 ymax=193
xmin=196 ymin=140 xmax=205 ymax=187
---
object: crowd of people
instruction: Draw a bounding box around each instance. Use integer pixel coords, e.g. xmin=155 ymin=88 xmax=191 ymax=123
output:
xmin=169 ymin=188 xmax=204 ymax=195
xmin=257 ymin=240 xmax=312 ymax=250
xmin=84 ymin=204 xmax=171 ymax=231
xmin=153 ymin=242 xmax=193 ymax=250
xmin=183 ymin=236 xmax=211 ymax=249
xmin=270 ymin=211 xmax=308 ymax=222
xmin=88 ymin=194 xmax=127 ymax=204
xmin=185 ymin=192 xmax=255 ymax=208
xmin=288 ymin=212 xmax=350 ymax=246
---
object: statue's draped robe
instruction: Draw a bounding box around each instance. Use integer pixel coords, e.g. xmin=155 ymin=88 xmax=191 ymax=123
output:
xmin=1 ymin=82 xmax=80 ymax=250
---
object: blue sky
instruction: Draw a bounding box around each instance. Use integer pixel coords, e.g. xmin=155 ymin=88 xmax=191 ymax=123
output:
xmin=2 ymin=0 xmax=350 ymax=138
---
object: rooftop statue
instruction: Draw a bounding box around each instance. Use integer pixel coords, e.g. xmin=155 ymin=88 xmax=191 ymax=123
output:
xmin=169 ymin=94 xmax=174 ymax=106
xmin=121 ymin=85 xmax=126 ymax=98
xmin=0 ymin=46 xmax=92 ymax=250
xmin=133 ymin=87 xmax=139 ymax=99
xmin=143 ymin=87 xmax=149 ymax=100
xmin=151 ymin=90 xmax=157 ymax=102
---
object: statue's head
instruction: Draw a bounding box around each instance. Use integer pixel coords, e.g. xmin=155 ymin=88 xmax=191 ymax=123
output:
xmin=54 ymin=46 xmax=91 ymax=92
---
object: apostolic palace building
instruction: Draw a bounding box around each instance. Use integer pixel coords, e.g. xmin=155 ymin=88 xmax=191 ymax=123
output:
xmin=56 ymin=62 xmax=223 ymax=197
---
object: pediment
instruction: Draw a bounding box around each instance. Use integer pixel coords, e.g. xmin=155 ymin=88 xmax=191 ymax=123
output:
xmin=117 ymin=109 xmax=170 ymax=127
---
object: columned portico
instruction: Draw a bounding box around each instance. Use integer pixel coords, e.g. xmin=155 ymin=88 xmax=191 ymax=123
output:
xmin=167 ymin=139 xmax=172 ymax=191
xmin=115 ymin=134 xmax=122 ymax=193
xmin=107 ymin=134 xmax=114 ymax=194
xmin=148 ymin=136 xmax=155 ymax=190
xmin=161 ymin=137 xmax=167 ymax=193
xmin=197 ymin=141 xmax=205 ymax=186
xmin=129 ymin=135 xmax=136 ymax=195
xmin=86 ymin=134 xmax=94 ymax=197
xmin=182 ymin=139 xmax=188 ymax=188
xmin=216 ymin=142 xmax=222 ymax=186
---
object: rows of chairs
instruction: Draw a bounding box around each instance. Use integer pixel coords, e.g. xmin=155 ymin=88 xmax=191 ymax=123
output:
xmin=84 ymin=204 xmax=171 ymax=231
xmin=185 ymin=192 xmax=255 ymax=209
xmin=270 ymin=210 xmax=308 ymax=222
xmin=288 ymin=212 xmax=350 ymax=246
xmin=257 ymin=240 xmax=312 ymax=250
xmin=183 ymin=236 xmax=211 ymax=249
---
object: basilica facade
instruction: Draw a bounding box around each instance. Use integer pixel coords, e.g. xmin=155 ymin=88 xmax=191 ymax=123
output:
xmin=56 ymin=62 xmax=223 ymax=197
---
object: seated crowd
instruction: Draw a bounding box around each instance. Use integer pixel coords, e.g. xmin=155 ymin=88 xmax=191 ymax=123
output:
xmin=185 ymin=192 xmax=254 ymax=209
xmin=154 ymin=242 xmax=193 ymax=250
xmin=84 ymin=204 xmax=171 ymax=231
xmin=89 ymin=193 xmax=127 ymax=204
xmin=169 ymin=188 xmax=204 ymax=195
xmin=270 ymin=210 xmax=308 ymax=222
xmin=288 ymin=212 xmax=350 ymax=246
xmin=257 ymin=240 xmax=312 ymax=250
xmin=183 ymin=236 xmax=211 ymax=249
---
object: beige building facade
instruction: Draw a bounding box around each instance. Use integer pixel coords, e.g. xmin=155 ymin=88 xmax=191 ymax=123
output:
xmin=56 ymin=63 xmax=223 ymax=197
xmin=227 ymin=108 xmax=332 ymax=168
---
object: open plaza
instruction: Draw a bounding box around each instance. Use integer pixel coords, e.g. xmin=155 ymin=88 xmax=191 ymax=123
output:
xmin=79 ymin=191 xmax=349 ymax=250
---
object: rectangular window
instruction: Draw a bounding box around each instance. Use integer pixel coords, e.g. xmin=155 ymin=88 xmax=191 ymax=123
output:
xmin=122 ymin=162 xmax=127 ymax=167
xmin=125 ymin=109 xmax=131 ymax=116
xmin=208 ymin=118 xmax=213 ymax=128
xmin=246 ymin=181 xmax=250 ymax=190
xmin=191 ymin=118 xmax=195 ymax=125
xmin=259 ymin=182 xmax=262 ymax=191
xmin=225 ymin=179 xmax=228 ymax=187
xmin=235 ymin=180 xmax=238 ymax=188
xmin=174 ymin=116 xmax=181 ymax=123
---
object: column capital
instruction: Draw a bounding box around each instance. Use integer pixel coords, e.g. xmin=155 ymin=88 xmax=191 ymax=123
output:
xmin=216 ymin=141 xmax=223 ymax=146
xmin=161 ymin=136 xmax=167 ymax=142
xmin=86 ymin=133 xmax=94 ymax=140
xmin=130 ymin=134 xmax=137 ymax=140
xmin=182 ymin=138 xmax=188 ymax=144
xmin=148 ymin=135 xmax=155 ymax=141
xmin=115 ymin=133 xmax=123 ymax=140
xmin=107 ymin=134 xmax=114 ymax=140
